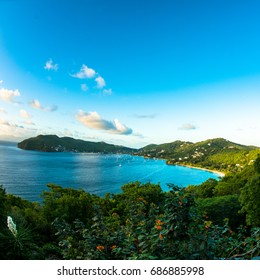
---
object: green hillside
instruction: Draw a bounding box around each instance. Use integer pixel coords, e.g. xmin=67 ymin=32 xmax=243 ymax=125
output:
xmin=18 ymin=135 xmax=260 ymax=172
xmin=137 ymin=138 xmax=260 ymax=172
xmin=17 ymin=135 xmax=136 ymax=154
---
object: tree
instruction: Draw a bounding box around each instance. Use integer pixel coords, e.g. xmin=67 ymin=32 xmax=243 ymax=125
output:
xmin=239 ymin=155 xmax=260 ymax=226
xmin=197 ymin=178 xmax=218 ymax=198
xmin=42 ymin=184 xmax=95 ymax=225
xmin=197 ymin=194 xmax=244 ymax=228
xmin=0 ymin=186 xmax=7 ymax=222
xmin=254 ymin=154 xmax=260 ymax=173
xmin=239 ymin=174 xmax=260 ymax=226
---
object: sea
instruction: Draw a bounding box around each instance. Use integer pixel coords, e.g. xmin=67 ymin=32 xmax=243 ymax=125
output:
xmin=0 ymin=141 xmax=220 ymax=202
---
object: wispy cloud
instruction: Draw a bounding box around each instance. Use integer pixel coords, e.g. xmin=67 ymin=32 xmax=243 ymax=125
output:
xmin=71 ymin=64 xmax=96 ymax=79
xmin=0 ymin=80 xmax=3 ymax=84
xmin=76 ymin=110 xmax=133 ymax=135
xmin=81 ymin=83 xmax=88 ymax=91
xmin=0 ymin=108 xmax=7 ymax=114
xmin=103 ymin=88 xmax=112 ymax=95
xmin=0 ymin=117 xmax=39 ymax=141
xmin=44 ymin=59 xmax=58 ymax=71
xmin=0 ymin=118 xmax=10 ymax=126
xmin=0 ymin=118 xmax=24 ymax=128
xmin=29 ymin=99 xmax=58 ymax=112
xmin=47 ymin=105 xmax=58 ymax=112
xmin=19 ymin=109 xmax=35 ymax=125
xmin=134 ymin=113 xmax=157 ymax=119
xmin=95 ymin=76 xmax=106 ymax=89
xmin=132 ymin=132 xmax=145 ymax=138
xmin=179 ymin=123 xmax=197 ymax=130
xmin=0 ymin=87 xmax=21 ymax=103
xmin=20 ymin=109 xmax=31 ymax=119
xmin=29 ymin=99 xmax=43 ymax=110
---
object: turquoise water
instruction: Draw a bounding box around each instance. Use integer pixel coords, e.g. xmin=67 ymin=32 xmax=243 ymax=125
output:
xmin=0 ymin=141 xmax=220 ymax=202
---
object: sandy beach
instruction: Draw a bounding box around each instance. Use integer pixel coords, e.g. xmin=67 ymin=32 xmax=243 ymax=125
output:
xmin=173 ymin=163 xmax=225 ymax=177
xmin=140 ymin=154 xmax=226 ymax=178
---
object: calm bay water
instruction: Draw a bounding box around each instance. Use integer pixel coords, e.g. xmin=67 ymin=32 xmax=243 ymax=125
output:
xmin=0 ymin=141 xmax=220 ymax=202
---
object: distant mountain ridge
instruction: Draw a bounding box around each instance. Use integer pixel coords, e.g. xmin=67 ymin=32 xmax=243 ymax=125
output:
xmin=17 ymin=135 xmax=136 ymax=154
xmin=137 ymin=138 xmax=260 ymax=172
xmin=18 ymin=135 xmax=260 ymax=172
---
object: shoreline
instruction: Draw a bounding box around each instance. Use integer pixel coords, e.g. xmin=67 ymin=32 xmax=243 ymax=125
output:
xmin=172 ymin=163 xmax=225 ymax=177
xmin=139 ymin=154 xmax=226 ymax=178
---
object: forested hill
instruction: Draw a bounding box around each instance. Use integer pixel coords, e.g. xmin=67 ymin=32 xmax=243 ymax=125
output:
xmin=137 ymin=138 xmax=260 ymax=172
xmin=18 ymin=135 xmax=260 ymax=172
xmin=17 ymin=135 xmax=136 ymax=154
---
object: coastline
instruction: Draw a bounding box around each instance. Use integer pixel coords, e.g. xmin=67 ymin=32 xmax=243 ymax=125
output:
xmin=169 ymin=163 xmax=225 ymax=178
xmin=138 ymin=154 xmax=226 ymax=178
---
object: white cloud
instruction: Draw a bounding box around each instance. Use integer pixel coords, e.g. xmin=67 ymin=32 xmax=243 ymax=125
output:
xmin=81 ymin=83 xmax=88 ymax=91
xmin=179 ymin=123 xmax=197 ymax=130
xmin=24 ymin=120 xmax=35 ymax=125
xmin=0 ymin=87 xmax=21 ymax=103
xmin=71 ymin=64 xmax=112 ymax=93
xmin=72 ymin=64 xmax=96 ymax=79
xmin=29 ymin=99 xmax=58 ymax=112
xmin=19 ymin=109 xmax=35 ymax=125
xmin=29 ymin=99 xmax=43 ymax=110
xmin=0 ymin=108 xmax=7 ymax=114
xmin=76 ymin=110 xmax=133 ymax=135
xmin=103 ymin=88 xmax=112 ymax=95
xmin=0 ymin=80 xmax=3 ymax=84
xmin=20 ymin=109 xmax=31 ymax=119
xmin=95 ymin=76 xmax=106 ymax=88
xmin=0 ymin=118 xmax=10 ymax=126
xmin=44 ymin=59 xmax=58 ymax=71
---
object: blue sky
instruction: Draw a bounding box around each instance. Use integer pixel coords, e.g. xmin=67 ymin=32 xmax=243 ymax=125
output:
xmin=0 ymin=0 xmax=260 ymax=148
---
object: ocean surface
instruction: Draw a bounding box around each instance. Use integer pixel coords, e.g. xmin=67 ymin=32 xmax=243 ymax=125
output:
xmin=0 ymin=141 xmax=220 ymax=202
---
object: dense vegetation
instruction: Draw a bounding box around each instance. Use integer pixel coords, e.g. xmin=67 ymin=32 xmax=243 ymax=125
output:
xmin=0 ymin=155 xmax=260 ymax=260
xmin=18 ymin=134 xmax=136 ymax=153
xmin=137 ymin=138 xmax=259 ymax=173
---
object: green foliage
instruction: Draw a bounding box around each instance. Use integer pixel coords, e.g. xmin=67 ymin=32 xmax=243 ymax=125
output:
xmin=197 ymin=195 xmax=244 ymax=229
xmin=207 ymin=224 xmax=260 ymax=259
xmin=42 ymin=184 xmax=95 ymax=226
xmin=213 ymin=172 xmax=247 ymax=196
xmin=52 ymin=185 xmax=212 ymax=260
xmin=138 ymin=138 xmax=259 ymax=172
xmin=0 ymin=186 xmax=7 ymax=222
xmin=51 ymin=183 xmax=259 ymax=260
xmin=254 ymin=154 xmax=260 ymax=173
xmin=186 ymin=178 xmax=218 ymax=198
xmin=239 ymin=156 xmax=260 ymax=226
xmin=239 ymin=174 xmax=260 ymax=226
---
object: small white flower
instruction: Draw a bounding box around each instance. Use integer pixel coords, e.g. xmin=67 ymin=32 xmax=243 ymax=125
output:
xmin=7 ymin=216 xmax=17 ymax=237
